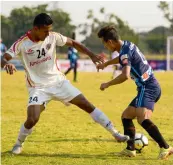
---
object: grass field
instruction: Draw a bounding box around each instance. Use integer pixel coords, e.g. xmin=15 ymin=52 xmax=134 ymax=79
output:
xmin=1 ymin=71 xmax=173 ymax=165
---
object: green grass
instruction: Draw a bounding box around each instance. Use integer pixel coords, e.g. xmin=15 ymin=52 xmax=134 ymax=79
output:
xmin=1 ymin=71 xmax=173 ymax=165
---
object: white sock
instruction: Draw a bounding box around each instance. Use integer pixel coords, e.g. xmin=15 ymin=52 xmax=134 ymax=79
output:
xmin=15 ymin=124 xmax=33 ymax=145
xmin=90 ymin=108 xmax=118 ymax=135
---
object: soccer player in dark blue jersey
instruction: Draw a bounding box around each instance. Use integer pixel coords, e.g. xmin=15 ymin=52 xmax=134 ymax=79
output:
xmin=97 ymin=25 xmax=173 ymax=160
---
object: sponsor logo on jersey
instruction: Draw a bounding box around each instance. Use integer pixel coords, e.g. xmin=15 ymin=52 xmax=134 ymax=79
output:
xmin=30 ymin=56 xmax=52 ymax=67
xmin=26 ymin=49 xmax=34 ymax=55
xmin=46 ymin=43 xmax=51 ymax=50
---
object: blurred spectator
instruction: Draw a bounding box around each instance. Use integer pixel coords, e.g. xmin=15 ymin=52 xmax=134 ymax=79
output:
xmin=0 ymin=38 xmax=7 ymax=56
xmin=64 ymin=32 xmax=79 ymax=82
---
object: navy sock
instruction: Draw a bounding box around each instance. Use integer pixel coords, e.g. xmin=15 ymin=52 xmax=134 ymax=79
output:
xmin=141 ymin=119 xmax=169 ymax=149
xmin=122 ymin=118 xmax=135 ymax=151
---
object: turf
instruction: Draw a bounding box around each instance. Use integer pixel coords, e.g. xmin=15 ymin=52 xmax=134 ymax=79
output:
xmin=1 ymin=71 xmax=173 ymax=165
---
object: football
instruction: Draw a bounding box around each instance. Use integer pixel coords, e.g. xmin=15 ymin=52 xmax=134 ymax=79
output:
xmin=134 ymin=133 xmax=148 ymax=152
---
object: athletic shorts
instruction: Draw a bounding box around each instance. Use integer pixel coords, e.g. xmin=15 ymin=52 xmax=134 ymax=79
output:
xmin=129 ymin=77 xmax=161 ymax=111
xmin=27 ymin=80 xmax=81 ymax=107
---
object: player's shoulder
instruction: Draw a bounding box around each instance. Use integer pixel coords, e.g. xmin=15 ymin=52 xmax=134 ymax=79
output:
xmin=120 ymin=41 xmax=135 ymax=55
xmin=49 ymin=32 xmax=67 ymax=41
xmin=16 ymin=33 xmax=29 ymax=43
xmin=49 ymin=31 xmax=63 ymax=37
xmin=12 ymin=32 xmax=29 ymax=50
xmin=123 ymin=41 xmax=133 ymax=50
xmin=119 ymin=41 xmax=133 ymax=61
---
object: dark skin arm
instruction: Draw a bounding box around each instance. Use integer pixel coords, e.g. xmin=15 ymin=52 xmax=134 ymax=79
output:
xmin=1 ymin=53 xmax=17 ymax=75
xmin=100 ymin=65 xmax=131 ymax=91
xmin=66 ymin=38 xmax=104 ymax=65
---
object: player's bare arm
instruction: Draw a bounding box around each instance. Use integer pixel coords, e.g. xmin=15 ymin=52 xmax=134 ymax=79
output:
xmin=97 ymin=56 xmax=119 ymax=70
xmin=1 ymin=53 xmax=17 ymax=75
xmin=100 ymin=65 xmax=131 ymax=91
xmin=66 ymin=38 xmax=104 ymax=65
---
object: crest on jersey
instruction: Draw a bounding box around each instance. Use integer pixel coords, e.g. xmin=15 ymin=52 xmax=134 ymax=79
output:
xmin=46 ymin=43 xmax=51 ymax=50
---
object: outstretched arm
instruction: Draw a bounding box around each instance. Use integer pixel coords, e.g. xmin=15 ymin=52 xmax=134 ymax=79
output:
xmin=100 ymin=65 xmax=131 ymax=90
xmin=66 ymin=38 xmax=104 ymax=65
xmin=1 ymin=53 xmax=17 ymax=75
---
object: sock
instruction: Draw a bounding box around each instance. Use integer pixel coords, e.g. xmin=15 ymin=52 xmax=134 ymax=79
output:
xmin=141 ymin=119 xmax=169 ymax=149
xmin=122 ymin=118 xmax=135 ymax=151
xmin=15 ymin=124 xmax=33 ymax=146
xmin=90 ymin=108 xmax=118 ymax=135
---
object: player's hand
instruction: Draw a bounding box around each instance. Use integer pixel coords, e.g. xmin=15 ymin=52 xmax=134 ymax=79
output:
xmin=4 ymin=63 xmax=17 ymax=75
xmin=96 ymin=63 xmax=106 ymax=71
xmin=100 ymin=82 xmax=109 ymax=91
xmin=91 ymin=54 xmax=104 ymax=65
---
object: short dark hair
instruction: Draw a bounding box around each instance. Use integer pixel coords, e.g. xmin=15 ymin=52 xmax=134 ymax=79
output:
xmin=98 ymin=25 xmax=119 ymax=42
xmin=33 ymin=13 xmax=53 ymax=27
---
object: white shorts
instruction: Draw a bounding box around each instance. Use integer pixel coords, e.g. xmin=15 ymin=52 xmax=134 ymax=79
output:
xmin=27 ymin=80 xmax=81 ymax=107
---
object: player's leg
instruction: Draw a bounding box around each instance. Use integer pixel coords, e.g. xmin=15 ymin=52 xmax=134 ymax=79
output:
xmin=136 ymin=107 xmax=172 ymax=159
xmin=118 ymin=105 xmax=137 ymax=157
xmin=136 ymin=85 xmax=173 ymax=159
xmin=73 ymin=62 xmax=77 ymax=82
xmin=65 ymin=63 xmax=73 ymax=75
xmin=69 ymin=94 xmax=129 ymax=142
xmin=12 ymin=88 xmax=51 ymax=154
xmin=55 ymin=80 xmax=129 ymax=142
xmin=12 ymin=104 xmax=45 ymax=154
xmin=118 ymin=89 xmax=147 ymax=157
xmin=64 ymin=67 xmax=72 ymax=75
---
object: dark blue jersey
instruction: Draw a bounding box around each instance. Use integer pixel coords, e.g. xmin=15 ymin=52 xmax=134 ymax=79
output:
xmin=68 ymin=47 xmax=79 ymax=64
xmin=119 ymin=41 xmax=153 ymax=87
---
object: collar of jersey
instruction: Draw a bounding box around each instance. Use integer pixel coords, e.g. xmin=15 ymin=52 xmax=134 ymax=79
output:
xmin=27 ymin=30 xmax=42 ymax=43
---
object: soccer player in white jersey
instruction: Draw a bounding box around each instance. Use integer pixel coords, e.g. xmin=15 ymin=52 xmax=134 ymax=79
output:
xmin=1 ymin=13 xmax=129 ymax=155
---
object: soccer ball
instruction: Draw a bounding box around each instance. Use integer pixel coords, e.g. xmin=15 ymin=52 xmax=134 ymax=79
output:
xmin=134 ymin=133 xmax=148 ymax=152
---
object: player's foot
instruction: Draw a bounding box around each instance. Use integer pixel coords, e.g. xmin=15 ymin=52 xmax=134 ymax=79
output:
xmin=113 ymin=132 xmax=130 ymax=142
xmin=158 ymin=146 xmax=173 ymax=160
xmin=11 ymin=144 xmax=22 ymax=154
xmin=117 ymin=148 xmax=136 ymax=157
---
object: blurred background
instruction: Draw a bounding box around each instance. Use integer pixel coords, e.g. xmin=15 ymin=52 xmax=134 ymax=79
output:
xmin=1 ymin=1 xmax=173 ymax=71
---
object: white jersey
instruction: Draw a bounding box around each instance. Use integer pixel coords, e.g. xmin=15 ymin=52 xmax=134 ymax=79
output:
xmin=6 ymin=31 xmax=67 ymax=88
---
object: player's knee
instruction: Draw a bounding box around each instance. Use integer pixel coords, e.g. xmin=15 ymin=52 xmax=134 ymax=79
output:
xmin=121 ymin=110 xmax=128 ymax=119
xmin=73 ymin=95 xmax=95 ymax=113
xmin=137 ymin=117 xmax=143 ymax=125
xmin=121 ymin=111 xmax=126 ymax=119
xmin=26 ymin=117 xmax=39 ymax=127
xmin=80 ymin=100 xmax=95 ymax=113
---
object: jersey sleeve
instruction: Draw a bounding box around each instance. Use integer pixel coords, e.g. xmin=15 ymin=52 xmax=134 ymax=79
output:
xmin=6 ymin=40 xmax=21 ymax=58
xmin=54 ymin=33 xmax=67 ymax=47
xmin=119 ymin=47 xmax=131 ymax=67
